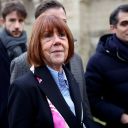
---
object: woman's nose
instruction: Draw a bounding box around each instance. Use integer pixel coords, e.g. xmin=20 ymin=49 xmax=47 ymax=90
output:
xmin=53 ymin=35 xmax=61 ymax=45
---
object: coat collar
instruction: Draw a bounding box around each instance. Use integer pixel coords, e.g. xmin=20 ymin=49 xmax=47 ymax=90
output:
xmin=34 ymin=66 xmax=82 ymax=128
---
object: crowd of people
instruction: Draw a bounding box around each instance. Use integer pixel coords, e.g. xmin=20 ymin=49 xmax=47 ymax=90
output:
xmin=0 ymin=0 xmax=128 ymax=128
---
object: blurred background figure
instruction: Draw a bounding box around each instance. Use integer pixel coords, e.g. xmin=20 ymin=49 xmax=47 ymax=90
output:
xmin=0 ymin=0 xmax=27 ymax=61
xmin=85 ymin=4 xmax=128 ymax=128
xmin=0 ymin=1 xmax=27 ymax=128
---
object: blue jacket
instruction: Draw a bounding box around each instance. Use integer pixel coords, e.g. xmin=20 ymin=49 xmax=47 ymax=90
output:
xmin=0 ymin=40 xmax=10 ymax=128
xmin=85 ymin=34 xmax=128 ymax=127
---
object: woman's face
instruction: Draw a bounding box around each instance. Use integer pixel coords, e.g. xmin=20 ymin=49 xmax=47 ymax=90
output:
xmin=40 ymin=28 xmax=69 ymax=71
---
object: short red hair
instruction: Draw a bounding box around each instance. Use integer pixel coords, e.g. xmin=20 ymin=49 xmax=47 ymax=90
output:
xmin=27 ymin=14 xmax=74 ymax=67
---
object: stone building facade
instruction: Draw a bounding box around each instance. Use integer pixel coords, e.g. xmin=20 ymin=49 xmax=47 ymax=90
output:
xmin=1 ymin=0 xmax=128 ymax=66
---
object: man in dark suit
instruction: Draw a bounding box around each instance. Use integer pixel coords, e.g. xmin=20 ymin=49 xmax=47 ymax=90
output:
xmin=10 ymin=0 xmax=92 ymax=121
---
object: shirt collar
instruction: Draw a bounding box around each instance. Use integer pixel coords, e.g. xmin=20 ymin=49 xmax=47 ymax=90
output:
xmin=46 ymin=65 xmax=68 ymax=85
xmin=30 ymin=65 xmax=68 ymax=85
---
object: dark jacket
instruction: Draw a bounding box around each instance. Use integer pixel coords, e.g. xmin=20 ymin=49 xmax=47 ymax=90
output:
xmin=10 ymin=52 xmax=92 ymax=120
xmin=0 ymin=40 xmax=10 ymax=128
xmin=8 ymin=66 xmax=101 ymax=128
xmin=85 ymin=34 xmax=128 ymax=128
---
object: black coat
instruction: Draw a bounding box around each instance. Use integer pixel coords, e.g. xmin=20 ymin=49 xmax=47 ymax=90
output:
xmin=85 ymin=34 xmax=128 ymax=128
xmin=0 ymin=40 xmax=10 ymax=128
xmin=8 ymin=66 xmax=100 ymax=128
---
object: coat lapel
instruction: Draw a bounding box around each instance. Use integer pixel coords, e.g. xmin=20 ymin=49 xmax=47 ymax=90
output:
xmin=34 ymin=66 xmax=81 ymax=128
xmin=64 ymin=66 xmax=82 ymax=124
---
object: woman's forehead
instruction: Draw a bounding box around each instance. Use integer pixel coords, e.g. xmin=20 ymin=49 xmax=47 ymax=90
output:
xmin=43 ymin=27 xmax=65 ymax=34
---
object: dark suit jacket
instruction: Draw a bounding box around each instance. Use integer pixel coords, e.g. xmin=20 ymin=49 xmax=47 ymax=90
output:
xmin=10 ymin=52 xmax=92 ymax=119
xmin=8 ymin=66 xmax=96 ymax=128
xmin=0 ymin=40 xmax=10 ymax=128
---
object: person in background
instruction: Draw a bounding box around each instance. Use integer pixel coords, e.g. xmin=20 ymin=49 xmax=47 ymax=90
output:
xmin=0 ymin=0 xmax=27 ymax=61
xmin=0 ymin=1 xmax=27 ymax=128
xmin=10 ymin=0 xmax=92 ymax=121
xmin=8 ymin=14 xmax=100 ymax=128
xmin=85 ymin=4 xmax=128 ymax=128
